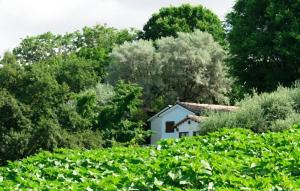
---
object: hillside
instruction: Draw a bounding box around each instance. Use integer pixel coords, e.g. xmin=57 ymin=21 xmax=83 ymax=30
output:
xmin=1 ymin=125 xmax=300 ymax=190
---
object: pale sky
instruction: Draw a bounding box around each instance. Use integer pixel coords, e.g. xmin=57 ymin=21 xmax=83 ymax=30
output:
xmin=0 ymin=0 xmax=235 ymax=55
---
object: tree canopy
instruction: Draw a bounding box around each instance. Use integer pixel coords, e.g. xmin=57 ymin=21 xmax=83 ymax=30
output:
xmin=108 ymin=40 xmax=161 ymax=105
xmin=13 ymin=25 xmax=137 ymax=64
xmin=157 ymin=31 xmax=230 ymax=104
xmin=226 ymin=0 xmax=300 ymax=94
xmin=141 ymin=4 xmax=226 ymax=46
xmin=0 ymin=57 xmax=146 ymax=164
xmin=0 ymin=25 xmax=145 ymax=165
xmin=108 ymin=30 xmax=231 ymax=106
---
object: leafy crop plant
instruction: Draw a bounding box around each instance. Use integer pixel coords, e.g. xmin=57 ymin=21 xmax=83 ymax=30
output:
xmin=0 ymin=124 xmax=300 ymax=190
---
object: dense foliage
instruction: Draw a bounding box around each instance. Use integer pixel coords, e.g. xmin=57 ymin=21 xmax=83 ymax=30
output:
xmin=226 ymin=0 xmax=300 ymax=95
xmin=141 ymin=4 xmax=226 ymax=46
xmin=1 ymin=125 xmax=300 ymax=190
xmin=97 ymin=81 xmax=148 ymax=146
xmin=202 ymin=85 xmax=300 ymax=134
xmin=107 ymin=39 xmax=160 ymax=106
xmin=1 ymin=2 xmax=300 ymax=180
xmin=13 ymin=25 xmax=137 ymax=64
xmin=0 ymin=25 xmax=145 ymax=165
xmin=108 ymin=30 xmax=231 ymax=107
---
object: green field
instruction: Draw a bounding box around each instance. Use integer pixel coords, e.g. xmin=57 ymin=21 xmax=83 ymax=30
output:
xmin=1 ymin=125 xmax=300 ymax=190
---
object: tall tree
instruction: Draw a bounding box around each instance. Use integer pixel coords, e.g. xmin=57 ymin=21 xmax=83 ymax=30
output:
xmin=0 ymin=90 xmax=32 ymax=164
xmin=0 ymin=25 xmax=143 ymax=164
xmin=157 ymin=31 xmax=230 ymax=104
xmin=13 ymin=25 xmax=137 ymax=64
xmin=12 ymin=32 xmax=73 ymax=63
xmin=108 ymin=40 xmax=162 ymax=104
xmin=53 ymin=55 xmax=103 ymax=93
xmin=0 ymin=51 xmax=17 ymax=65
xmin=226 ymin=0 xmax=300 ymax=94
xmin=108 ymin=31 xmax=231 ymax=105
xmin=0 ymin=57 xmax=90 ymax=164
xmin=97 ymin=81 xmax=146 ymax=145
xmin=141 ymin=4 xmax=226 ymax=46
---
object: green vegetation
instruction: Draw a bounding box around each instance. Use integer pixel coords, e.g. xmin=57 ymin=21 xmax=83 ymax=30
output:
xmin=202 ymin=85 xmax=300 ymax=134
xmin=1 ymin=125 xmax=300 ymax=190
xmin=141 ymin=4 xmax=226 ymax=46
xmin=13 ymin=25 xmax=137 ymax=64
xmin=0 ymin=24 xmax=144 ymax=165
xmin=1 ymin=11 xmax=232 ymax=164
xmin=226 ymin=0 xmax=300 ymax=96
xmin=1 ymin=4 xmax=300 ymax=188
xmin=109 ymin=30 xmax=230 ymax=106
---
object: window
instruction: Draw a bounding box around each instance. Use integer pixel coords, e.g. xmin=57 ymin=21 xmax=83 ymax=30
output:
xmin=165 ymin=121 xmax=175 ymax=133
xmin=193 ymin=131 xmax=199 ymax=136
xmin=179 ymin=132 xmax=189 ymax=138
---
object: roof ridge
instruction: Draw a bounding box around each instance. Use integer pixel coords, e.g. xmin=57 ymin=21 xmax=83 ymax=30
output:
xmin=179 ymin=102 xmax=237 ymax=107
xmin=177 ymin=102 xmax=238 ymax=113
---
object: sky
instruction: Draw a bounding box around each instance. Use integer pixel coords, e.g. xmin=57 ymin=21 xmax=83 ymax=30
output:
xmin=0 ymin=0 xmax=235 ymax=55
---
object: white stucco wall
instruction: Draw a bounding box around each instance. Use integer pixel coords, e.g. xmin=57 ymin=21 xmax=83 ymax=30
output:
xmin=176 ymin=120 xmax=201 ymax=137
xmin=150 ymin=104 xmax=195 ymax=144
xmin=150 ymin=117 xmax=162 ymax=144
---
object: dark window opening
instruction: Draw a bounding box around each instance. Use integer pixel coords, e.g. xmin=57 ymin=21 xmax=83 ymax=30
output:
xmin=165 ymin=121 xmax=175 ymax=133
xmin=193 ymin=131 xmax=199 ymax=136
xmin=179 ymin=132 xmax=189 ymax=138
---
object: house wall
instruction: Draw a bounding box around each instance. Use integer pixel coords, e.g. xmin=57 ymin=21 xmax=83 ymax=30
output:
xmin=150 ymin=104 xmax=194 ymax=144
xmin=150 ymin=117 xmax=162 ymax=144
xmin=176 ymin=120 xmax=201 ymax=137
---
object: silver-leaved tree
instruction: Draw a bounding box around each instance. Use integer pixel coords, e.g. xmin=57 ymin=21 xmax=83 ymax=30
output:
xmin=108 ymin=30 xmax=231 ymax=107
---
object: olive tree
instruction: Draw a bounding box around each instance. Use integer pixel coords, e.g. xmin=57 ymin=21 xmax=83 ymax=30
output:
xmin=108 ymin=40 xmax=163 ymax=104
xmin=157 ymin=30 xmax=230 ymax=104
xmin=108 ymin=30 xmax=231 ymax=106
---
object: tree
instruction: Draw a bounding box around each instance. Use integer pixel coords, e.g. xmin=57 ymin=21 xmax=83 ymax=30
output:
xmin=0 ymin=25 xmax=143 ymax=164
xmin=157 ymin=31 xmax=230 ymax=104
xmin=98 ymin=81 xmax=146 ymax=145
xmin=12 ymin=32 xmax=73 ymax=63
xmin=226 ymin=0 xmax=300 ymax=94
xmin=141 ymin=4 xmax=226 ymax=46
xmin=0 ymin=90 xmax=33 ymax=164
xmin=0 ymin=51 xmax=17 ymax=65
xmin=12 ymin=63 xmax=70 ymax=121
xmin=13 ymin=25 xmax=137 ymax=64
xmin=0 ymin=58 xmax=99 ymax=164
xmin=108 ymin=30 xmax=231 ymax=105
xmin=75 ymin=25 xmax=138 ymax=62
xmin=54 ymin=55 xmax=103 ymax=93
xmin=108 ymin=40 xmax=162 ymax=104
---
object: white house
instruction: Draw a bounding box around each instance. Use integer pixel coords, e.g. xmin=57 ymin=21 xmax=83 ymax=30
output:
xmin=148 ymin=102 xmax=238 ymax=144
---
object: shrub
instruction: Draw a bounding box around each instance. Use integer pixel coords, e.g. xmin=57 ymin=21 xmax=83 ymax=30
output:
xmin=291 ymin=81 xmax=300 ymax=113
xmin=201 ymin=86 xmax=300 ymax=134
xmin=61 ymin=130 xmax=104 ymax=149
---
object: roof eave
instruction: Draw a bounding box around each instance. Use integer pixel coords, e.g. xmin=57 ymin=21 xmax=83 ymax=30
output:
xmin=147 ymin=105 xmax=173 ymax=122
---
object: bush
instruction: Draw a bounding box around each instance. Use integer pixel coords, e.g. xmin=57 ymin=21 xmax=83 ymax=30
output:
xmin=291 ymin=81 xmax=300 ymax=113
xmin=201 ymin=86 xmax=300 ymax=134
xmin=62 ymin=130 xmax=104 ymax=149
